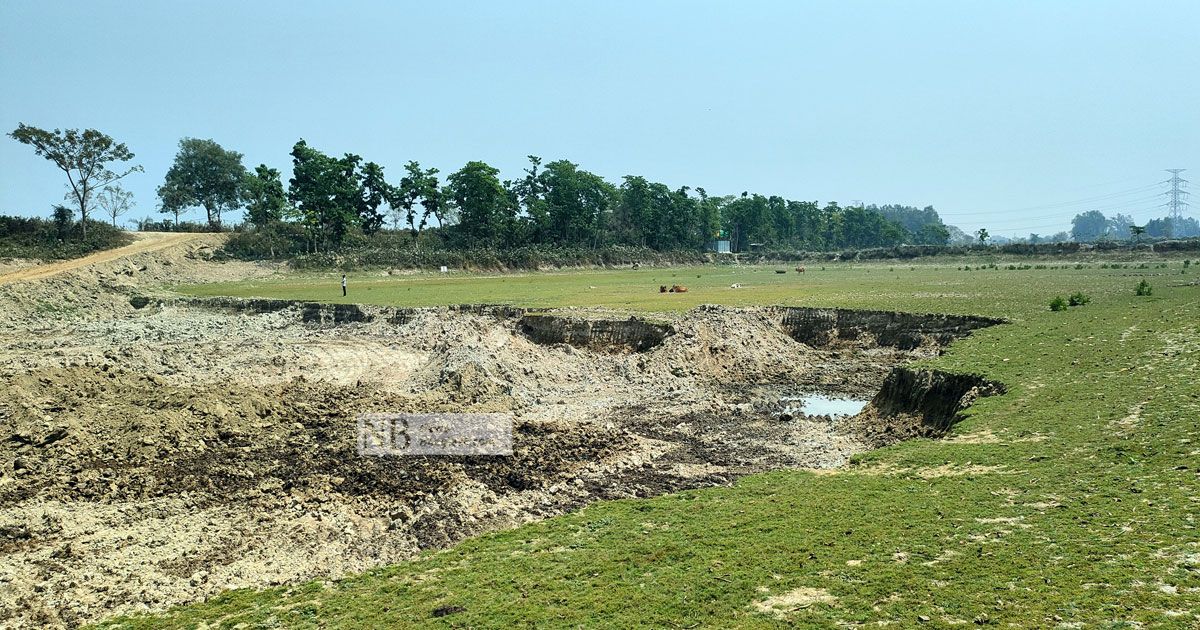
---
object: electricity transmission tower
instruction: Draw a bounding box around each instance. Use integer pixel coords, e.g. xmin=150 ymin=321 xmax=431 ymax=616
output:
xmin=1163 ymin=169 xmax=1190 ymax=237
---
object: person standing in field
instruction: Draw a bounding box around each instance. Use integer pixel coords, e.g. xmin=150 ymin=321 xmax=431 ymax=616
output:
xmin=341 ymin=274 xmax=347 ymax=297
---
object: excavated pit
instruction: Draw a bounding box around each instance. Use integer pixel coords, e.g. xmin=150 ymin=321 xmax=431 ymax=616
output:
xmin=0 ymin=298 xmax=1003 ymax=628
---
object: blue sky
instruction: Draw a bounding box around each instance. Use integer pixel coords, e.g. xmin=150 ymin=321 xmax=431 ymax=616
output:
xmin=1 ymin=1 xmax=1196 ymax=236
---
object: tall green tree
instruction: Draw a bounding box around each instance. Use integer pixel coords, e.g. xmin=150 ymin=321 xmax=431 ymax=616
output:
xmin=696 ymin=188 xmax=725 ymax=247
xmin=287 ymin=140 xmax=360 ymax=250
xmin=539 ymin=160 xmax=613 ymax=247
xmin=653 ymin=185 xmax=702 ymax=250
xmin=511 ymin=155 xmax=548 ymax=241
xmin=396 ymin=161 xmax=443 ymax=242
xmin=241 ymin=165 xmax=287 ymax=228
xmin=159 ymin=138 xmax=247 ymax=229
xmin=8 ymin=123 xmax=142 ymax=239
xmin=614 ymin=175 xmax=653 ymax=246
xmin=446 ymin=161 xmax=513 ymax=247
xmin=357 ymin=160 xmax=390 ymax=236
xmin=787 ymin=200 xmax=823 ymax=249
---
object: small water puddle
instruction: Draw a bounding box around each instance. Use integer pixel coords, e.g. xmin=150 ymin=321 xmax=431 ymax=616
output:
xmin=783 ymin=394 xmax=869 ymax=418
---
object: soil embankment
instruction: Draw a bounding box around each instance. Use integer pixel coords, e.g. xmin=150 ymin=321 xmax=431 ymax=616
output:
xmin=0 ymin=232 xmax=211 ymax=285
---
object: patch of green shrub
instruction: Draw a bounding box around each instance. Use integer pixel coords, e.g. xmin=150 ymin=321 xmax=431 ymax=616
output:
xmin=1049 ymin=296 xmax=1069 ymax=311
xmin=133 ymin=217 xmax=216 ymax=233
xmin=1135 ymin=279 xmax=1153 ymax=296
xmin=1067 ymin=292 xmax=1091 ymax=306
xmin=0 ymin=214 xmax=133 ymax=260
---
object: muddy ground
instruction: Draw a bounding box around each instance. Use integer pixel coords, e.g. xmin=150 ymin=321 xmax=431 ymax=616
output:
xmin=0 ymin=242 xmax=994 ymax=628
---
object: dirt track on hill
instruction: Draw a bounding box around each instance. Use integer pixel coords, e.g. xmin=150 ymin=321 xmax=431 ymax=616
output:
xmin=0 ymin=232 xmax=213 ymax=285
xmin=0 ymin=242 xmax=997 ymax=628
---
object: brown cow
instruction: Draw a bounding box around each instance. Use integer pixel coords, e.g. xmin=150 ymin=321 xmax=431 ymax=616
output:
xmin=795 ymin=266 xmax=806 ymax=273
xmin=670 ymin=285 xmax=688 ymax=293
xmin=660 ymin=285 xmax=668 ymax=293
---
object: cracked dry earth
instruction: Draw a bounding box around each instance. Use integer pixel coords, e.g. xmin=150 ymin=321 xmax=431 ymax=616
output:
xmin=0 ymin=249 xmax=948 ymax=628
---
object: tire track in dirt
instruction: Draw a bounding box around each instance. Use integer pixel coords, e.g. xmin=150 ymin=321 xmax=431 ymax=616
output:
xmin=0 ymin=232 xmax=213 ymax=285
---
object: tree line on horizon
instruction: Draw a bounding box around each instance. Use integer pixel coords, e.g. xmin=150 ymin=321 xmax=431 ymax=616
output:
xmin=1068 ymin=209 xmax=1199 ymax=243
xmin=5 ymin=124 xmax=954 ymax=254
xmin=10 ymin=123 xmax=1194 ymax=256
xmin=163 ymin=137 xmax=957 ymax=254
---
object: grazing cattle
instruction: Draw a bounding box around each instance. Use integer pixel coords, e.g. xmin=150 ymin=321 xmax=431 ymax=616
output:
xmin=796 ymin=266 xmax=806 ymax=273
xmin=670 ymin=285 xmax=688 ymax=293
xmin=775 ymin=269 xmax=787 ymax=274
xmin=660 ymin=285 xmax=668 ymax=293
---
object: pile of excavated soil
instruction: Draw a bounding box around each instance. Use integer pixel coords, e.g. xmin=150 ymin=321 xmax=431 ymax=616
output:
xmin=0 ymin=240 xmax=973 ymax=628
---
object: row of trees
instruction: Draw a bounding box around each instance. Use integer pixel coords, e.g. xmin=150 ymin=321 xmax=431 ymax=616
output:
xmin=1070 ymin=209 xmax=1200 ymax=242
xmin=14 ymin=123 xmax=1199 ymax=254
xmin=9 ymin=124 xmax=957 ymax=252
xmin=152 ymin=138 xmax=955 ymax=253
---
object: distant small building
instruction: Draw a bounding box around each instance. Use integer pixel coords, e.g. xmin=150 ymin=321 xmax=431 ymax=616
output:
xmin=707 ymin=229 xmax=732 ymax=254
xmin=707 ymin=239 xmax=731 ymax=254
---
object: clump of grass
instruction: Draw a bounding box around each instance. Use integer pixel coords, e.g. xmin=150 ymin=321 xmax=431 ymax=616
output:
xmin=1049 ymin=296 xmax=1069 ymax=311
xmin=1135 ymin=279 xmax=1153 ymax=296
xmin=1067 ymin=292 xmax=1091 ymax=306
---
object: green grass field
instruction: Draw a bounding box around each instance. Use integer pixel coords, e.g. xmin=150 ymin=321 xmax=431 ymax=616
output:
xmin=109 ymin=261 xmax=1200 ymax=628
xmin=182 ymin=260 xmax=1185 ymax=320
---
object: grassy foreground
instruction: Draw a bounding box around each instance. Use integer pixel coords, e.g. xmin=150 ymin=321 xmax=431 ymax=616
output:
xmin=109 ymin=262 xmax=1199 ymax=628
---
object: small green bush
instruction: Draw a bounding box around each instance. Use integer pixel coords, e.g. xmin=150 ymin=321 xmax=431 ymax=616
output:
xmin=1067 ymin=292 xmax=1091 ymax=306
xmin=1049 ymin=296 xmax=1069 ymax=311
xmin=1135 ymin=279 xmax=1153 ymax=296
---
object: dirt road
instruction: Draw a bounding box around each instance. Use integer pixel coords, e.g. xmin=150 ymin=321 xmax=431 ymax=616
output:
xmin=0 ymin=232 xmax=212 ymax=285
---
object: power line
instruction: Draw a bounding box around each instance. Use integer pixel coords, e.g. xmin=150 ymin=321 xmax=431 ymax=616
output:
xmin=939 ymin=183 xmax=1163 ymax=218
xmin=945 ymin=195 xmax=1164 ymax=225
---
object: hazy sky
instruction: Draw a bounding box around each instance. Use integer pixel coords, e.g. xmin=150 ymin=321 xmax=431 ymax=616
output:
xmin=1 ymin=1 xmax=1196 ymax=236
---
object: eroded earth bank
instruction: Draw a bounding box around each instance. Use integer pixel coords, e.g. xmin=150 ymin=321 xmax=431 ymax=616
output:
xmin=0 ymin=249 xmax=1002 ymax=627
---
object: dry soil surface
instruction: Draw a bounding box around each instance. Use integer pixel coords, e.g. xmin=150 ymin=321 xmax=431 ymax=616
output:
xmin=0 ymin=239 xmax=936 ymax=628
